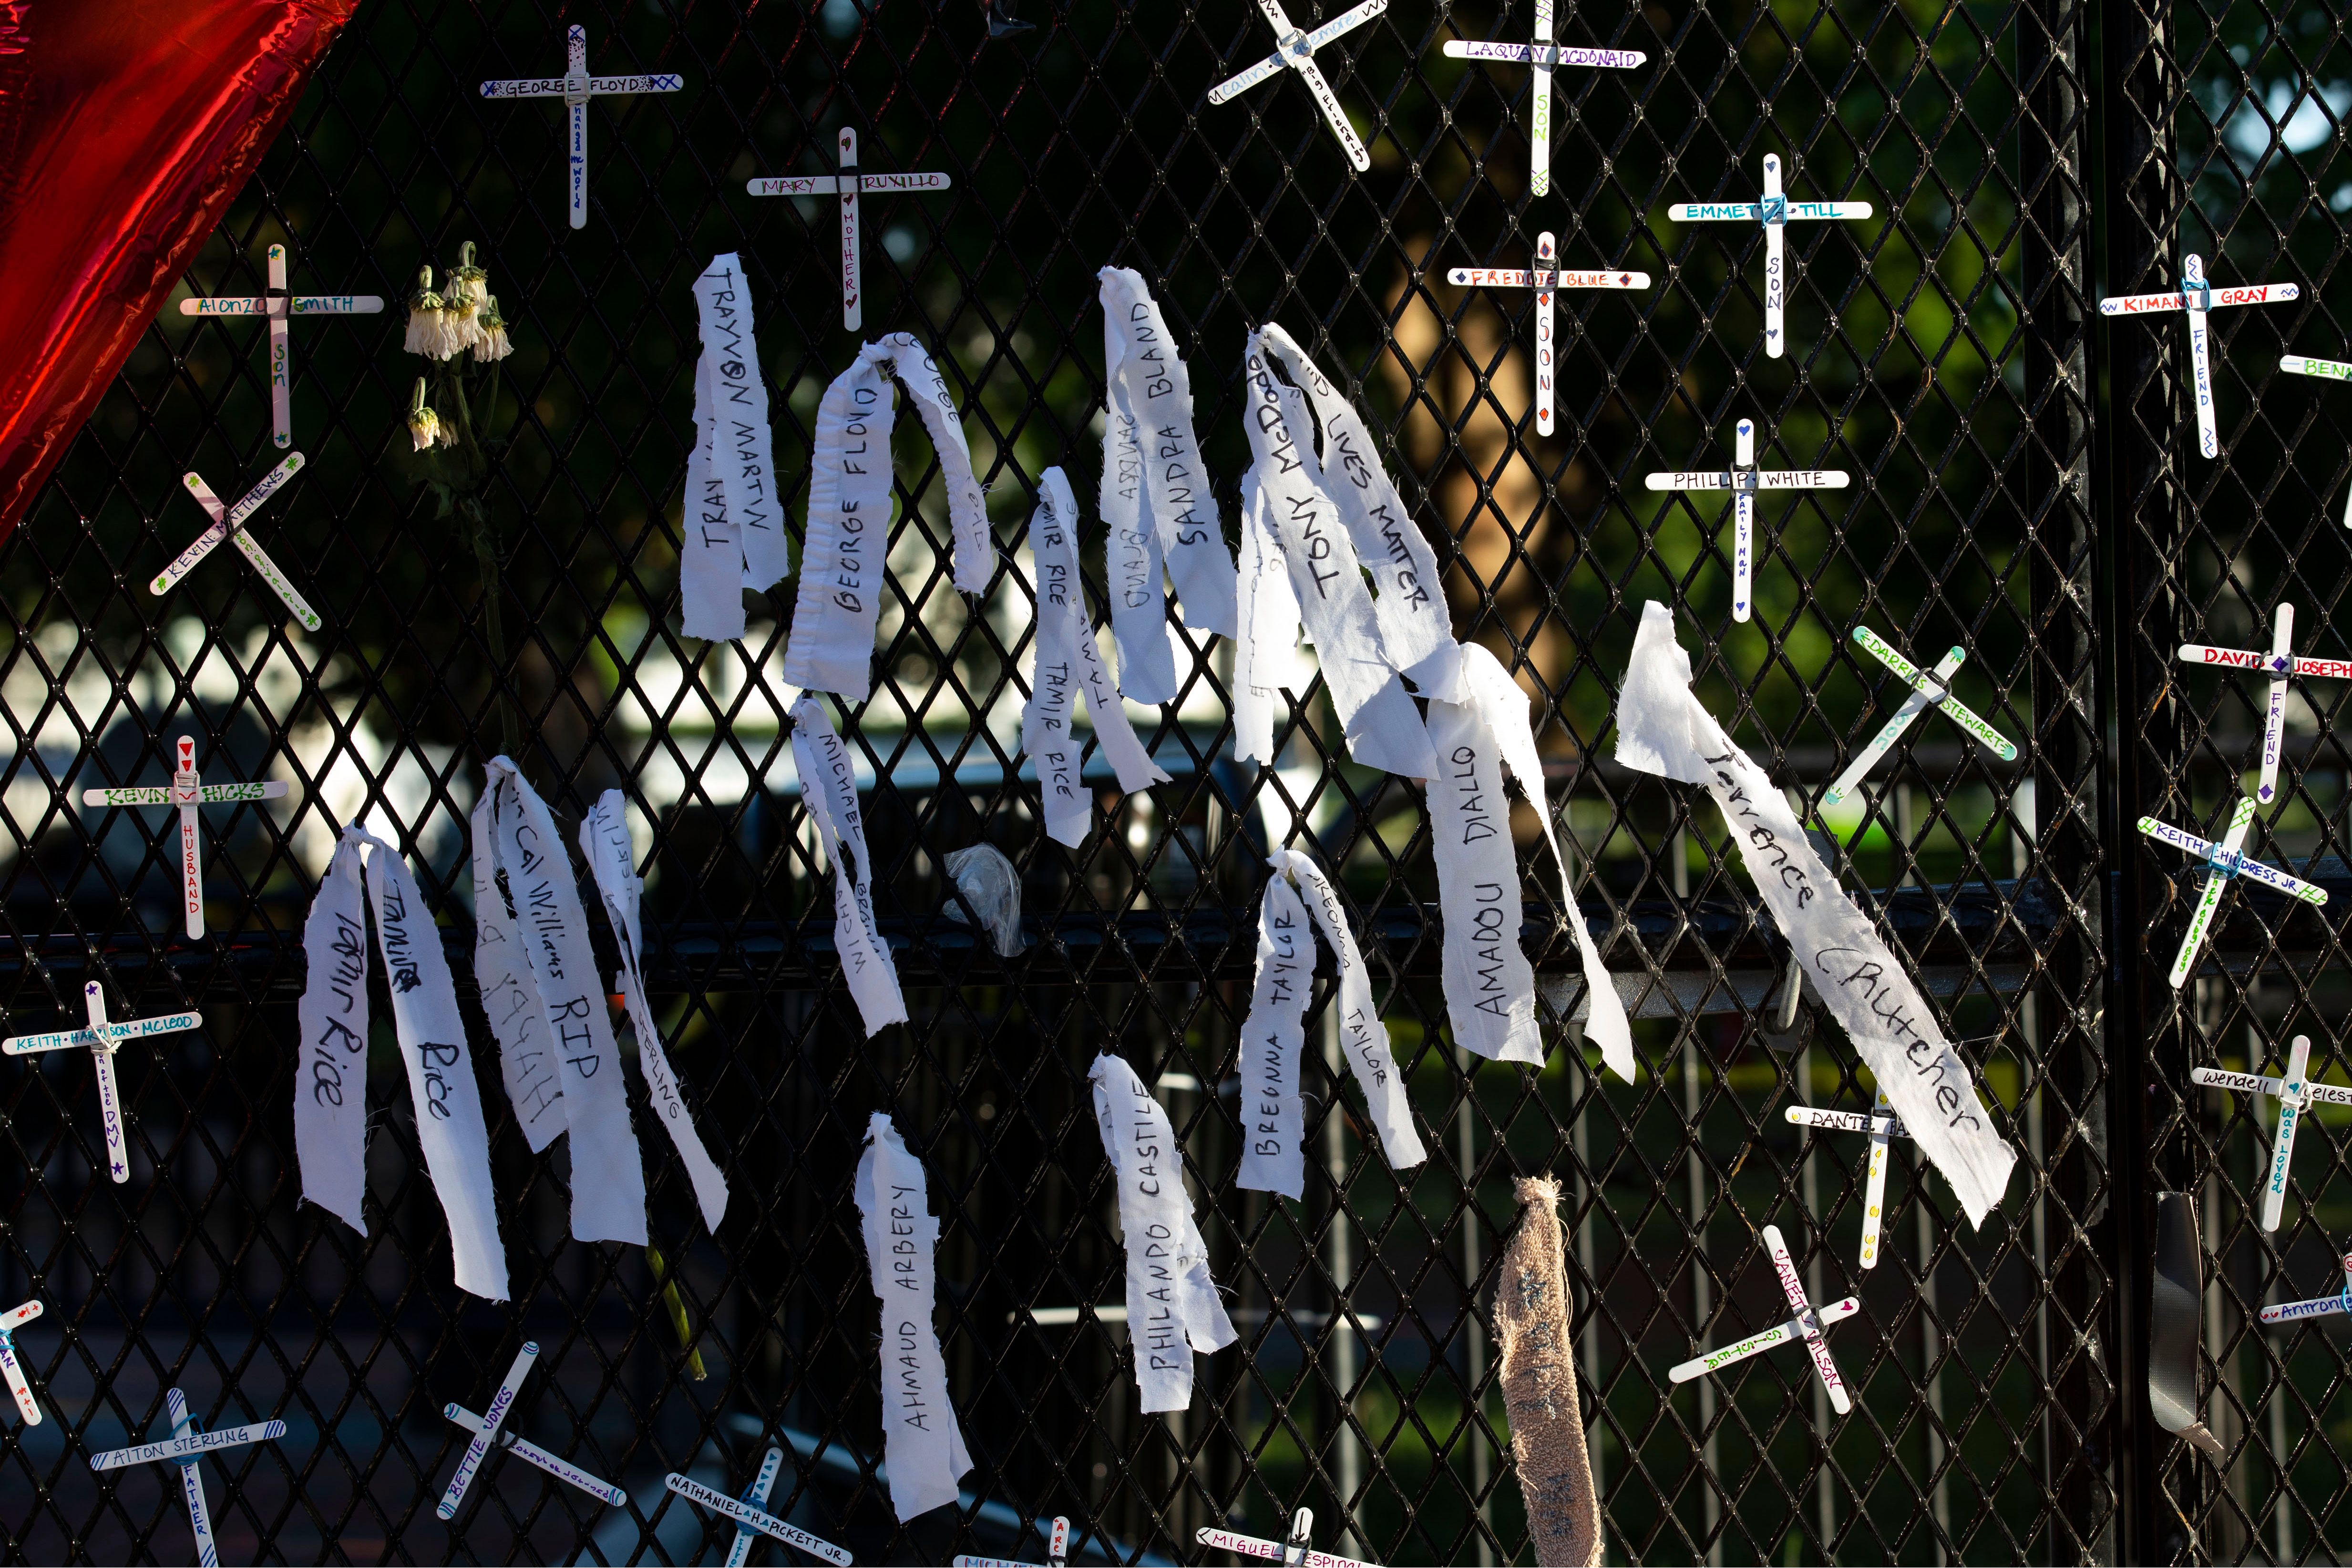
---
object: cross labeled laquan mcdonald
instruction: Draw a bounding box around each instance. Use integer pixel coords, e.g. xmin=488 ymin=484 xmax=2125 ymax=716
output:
xmin=176 ymin=245 xmax=383 ymax=449
xmin=1445 ymin=233 xmax=1649 ymax=434
xmin=2099 ymin=252 xmax=2298 ymax=459
xmin=1643 ymin=418 xmax=1849 ymax=621
xmin=747 ymin=129 xmax=952 ymax=332
xmin=1668 ymin=154 xmax=1872 ymax=357
xmin=2192 ymin=1035 xmax=2352 ymax=1231
xmin=436 ymin=1343 xmax=624 ymax=1522
xmin=1209 ymin=0 xmax=1389 ymax=172
xmin=664 ymin=1455 xmax=852 ymax=1567
xmin=1669 ymin=1223 xmax=1859 ymax=1414
xmin=0 ymin=1300 xmax=43 ymax=1424
xmin=80 ymin=737 xmax=289 ymax=940
xmin=1824 ymin=625 xmax=2018 ymax=805
xmin=87 ymin=1389 xmax=287 ymax=1568
xmin=1438 ymin=0 xmax=1644 ymax=196
xmin=2137 ymin=795 xmax=2328 ymax=988
xmin=2178 ymin=603 xmax=2350 ymax=804
xmin=152 ymin=453 xmax=319 ymax=631
xmin=480 ymin=24 xmax=684 ymax=229
xmin=4 ymin=981 xmax=202 ymax=1183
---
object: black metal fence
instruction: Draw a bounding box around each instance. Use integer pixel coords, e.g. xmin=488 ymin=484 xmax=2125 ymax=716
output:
xmin=2 ymin=0 xmax=2349 ymax=1560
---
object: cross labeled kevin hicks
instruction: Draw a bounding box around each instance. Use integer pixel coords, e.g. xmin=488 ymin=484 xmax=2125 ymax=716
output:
xmin=2192 ymin=1035 xmax=2352 ymax=1232
xmin=1643 ymin=418 xmax=1849 ymax=621
xmin=152 ymin=452 xmax=319 ymax=631
xmin=2098 ymin=252 xmax=2297 ymax=459
xmin=480 ymin=24 xmax=683 ymax=229
xmin=79 ymin=736 xmax=288 ymax=940
xmin=88 ymin=1389 xmax=287 ymax=1568
xmin=2177 ymin=603 xmax=2349 ymax=805
xmin=1824 ymin=625 xmax=2017 ymax=804
xmin=1669 ymin=1224 xmax=1859 ymax=1414
xmin=1668 ymin=154 xmax=1872 ymax=357
xmin=747 ymin=128 xmax=951 ymax=332
xmin=2137 ymin=795 xmax=2328 ymax=988
xmin=4 ymin=981 xmax=202 ymax=1183
xmin=1438 ymin=0 xmax=1644 ymax=196
xmin=1445 ymin=233 xmax=1648 ymax=434
xmin=175 ymin=244 xmax=382 ymax=449
xmin=1209 ymin=0 xmax=1389 ymax=171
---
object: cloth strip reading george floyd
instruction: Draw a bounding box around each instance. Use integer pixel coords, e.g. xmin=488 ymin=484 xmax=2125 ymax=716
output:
xmin=296 ymin=824 xmax=507 ymax=1300
xmin=790 ymin=695 xmax=908 ymax=1034
xmin=1493 ymin=1176 xmax=1604 ymax=1567
xmin=1087 ymin=1053 xmax=1237 ymax=1412
xmin=1613 ymin=602 xmax=2016 ymax=1223
xmin=680 ymin=254 xmax=786 ymax=640
xmin=854 ymin=1112 xmax=973 ymax=1519
xmin=786 ymin=334 xmax=991 ymax=699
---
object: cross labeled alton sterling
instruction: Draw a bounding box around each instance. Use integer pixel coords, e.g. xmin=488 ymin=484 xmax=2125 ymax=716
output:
xmin=480 ymin=24 xmax=684 ymax=229
xmin=176 ymin=244 xmax=382 ymax=450
xmin=80 ymin=736 xmax=288 ymax=939
xmin=1209 ymin=0 xmax=1389 ymax=172
xmin=747 ymin=129 xmax=951 ymax=332
xmin=88 ymin=1389 xmax=287 ymax=1568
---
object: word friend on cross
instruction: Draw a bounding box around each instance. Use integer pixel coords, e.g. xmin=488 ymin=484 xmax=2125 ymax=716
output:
xmin=2178 ymin=603 xmax=2350 ymax=804
xmin=1668 ymin=154 xmax=1872 ymax=357
xmin=153 ymin=453 xmax=318 ymax=631
xmin=177 ymin=245 xmax=382 ymax=449
xmin=1209 ymin=0 xmax=1390 ymax=172
xmin=1644 ymin=418 xmax=1849 ymax=621
xmin=5 ymin=981 xmax=202 ymax=1183
xmin=1669 ymin=1224 xmax=1859 ymax=1413
xmin=2099 ymin=252 xmax=2297 ymax=459
xmin=1439 ymin=0 xmax=1644 ymax=196
xmin=481 ymin=24 xmax=684 ymax=229
xmin=747 ymin=129 xmax=951 ymax=332
xmin=80 ymin=737 xmax=289 ymax=940
xmin=88 ymin=1388 xmax=287 ymax=1568
xmin=2138 ymin=795 xmax=2328 ymax=988
xmin=1824 ymin=625 xmax=2017 ymax=804
xmin=1445 ymin=233 xmax=1648 ymax=434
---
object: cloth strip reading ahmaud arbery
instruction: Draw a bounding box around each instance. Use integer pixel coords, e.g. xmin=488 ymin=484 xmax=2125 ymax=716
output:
xmin=1230 ymin=467 xmax=1311 ymax=768
xmin=1238 ymin=331 xmax=1439 ymax=780
xmin=786 ymin=335 xmax=991 ymax=700
xmin=791 ymin=695 xmax=908 ymax=1034
xmin=1427 ymin=644 xmax=1636 ymax=1081
xmin=854 ymin=1112 xmax=973 ymax=1520
xmin=472 ymin=759 xmax=649 ymax=1246
xmin=680 ymin=254 xmax=788 ymax=641
xmin=1087 ymin=1053 xmax=1238 ymax=1412
xmin=1493 ymin=1176 xmax=1604 ymax=1568
xmin=1097 ymin=268 xmax=1238 ymax=705
xmin=1020 ymin=466 xmax=1171 ymax=846
xmin=296 ymin=824 xmax=507 ymax=1300
xmin=1613 ymin=602 xmax=2017 ymax=1223
xmin=1236 ymin=849 xmax=1426 ymax=1199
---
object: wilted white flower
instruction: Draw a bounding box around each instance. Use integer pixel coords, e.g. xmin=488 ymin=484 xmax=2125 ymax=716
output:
xmin=473 ymin=295 xmax=514 ymax=362
xmin=407 ymin=379 xmax=441 ymax=451
xmin=404 ymin=266 xmax=445 ymax=356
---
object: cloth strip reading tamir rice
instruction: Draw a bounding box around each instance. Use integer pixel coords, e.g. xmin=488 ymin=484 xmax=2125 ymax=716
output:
xmin=1613 ymin=602 xmax=2016 ymax=1223
xmin=854 ymin=1112 xmax=973 ymax=1519
xmin=789 ymin=696 xmax=907 ymax=1035
xmin=1493 ymin=1176 xmax=1604 ymax=1567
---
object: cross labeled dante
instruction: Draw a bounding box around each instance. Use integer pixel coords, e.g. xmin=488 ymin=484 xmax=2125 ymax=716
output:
xmin=1787 ymin=1094 xmax=1912 ymax=1269
xmin=177 ymin=245 xmax=382 ymax=450
xmin=1210 ymin=0 xmax=1389 ymax=171
xmin=1440 ymin=0 xmax=1644 ymax=196
xmin=748 ymin=129 xmax=951 ymax=332
xmin=5 ymin=981 xmax=202 ymax=1184
xmin=481 ymin=24 xmax=684 ymax=229
xmin=1644 ymin=418 xmax=1849 ymax=621
xmin=80 ymin=737 xmax=288 ymax=940
xmin=1446 ymin=233 xmax=1648 ymax=435
xmin=2100 ymin=251 xmax=2297 ymax=459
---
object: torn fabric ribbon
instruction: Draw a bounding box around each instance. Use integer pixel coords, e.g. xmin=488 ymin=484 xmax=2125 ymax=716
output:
xmin=579 ymin=791 xmax=729 ymax=1231
xmin=1256 ymin=324 xmax=1461 ymax=700
xmin=1020 ymin=465 xmax=1171 ymax=846
xmin=471 ymin=795 xmax=567 ymax=1155
xmin=682 ymin=254 xmax=787 ymax=639
xmin=476 ymin=758 xmax=649 ymax=1246
xmin=297 ymin=825 xmax=507 ymax=1300
xmin=1613 ymin=601 xmax=2016 ymax=1223
xmin=1427 ymin=645 xmax=1636 ymax=1081
xmin=1087 ymin=1053 xmax=1238 ymax=1412
xmin=854 ymin=1112 xmax=973 ymax=1519
xmin=790 ymin=695 xmax=907 ymax=1035
xmin=678 ymin=353 xmax=743 ymax=641
xmin=785 ymin=334 xmax=990 ymax=700
xmin=1231 ymin=465 xmax=1308 ymax=769
xmin=1240 ymin=330 xmax=1439 ymax=780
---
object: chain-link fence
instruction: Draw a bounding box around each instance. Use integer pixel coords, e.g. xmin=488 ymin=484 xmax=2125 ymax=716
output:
xmin=3 ymin=0 xmax=2350 ymax=1560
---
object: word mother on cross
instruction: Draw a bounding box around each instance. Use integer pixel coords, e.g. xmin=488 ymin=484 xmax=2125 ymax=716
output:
xmin=80 ymin=737 xmax=288 ymax=940
xmin=1209 ymin=0 xmax=1390 ymax=172
xmin=480 ymin=24 xmax=684 ymax=229
xmin=748 ymin=129 xmax=952 ymax=332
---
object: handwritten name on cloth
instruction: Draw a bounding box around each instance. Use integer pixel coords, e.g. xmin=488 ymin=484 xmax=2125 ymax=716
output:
xmin=1019 ymin=466 xmax=1171 ymax=846
xmin=678 ymin=353 xmax=743 ymax=640
xmin=1099 ymin=271 xmax=1237 ymax=701
xmin=475 ymin=759 xmax=649 ymax=1245
xmin=579 ymin=792 xmax=729 ymax=1230
xmin=1086 ymin=1054 xmax=1238 ymax=1412
xmin=1613 ymin=602 xmax=2016 ymax=1222
xmin=853 ymin=1113 xmax=973 ymax=1519
xmin=1493 ymin=1176 xmax=1604 ymax=1567
xmin=1240 ymin=330 xmax=1440 ymax=780
xmin=790 ymin=696 xmax=908 ymax=1034
xmin=1425 ymin=645 xmax=1636 ymax=1080
xmin=297 ymin=825 xmax=507 ymax=1300
xmin=472 ymin=797 xmax=566 ymax=1158
xmin=1255 ymin=324 xmax=1461 ymax=702
xmin=786 ymin=334 xmax=990 ymax=700
xmin=680 ymin=254 xmax=786 ymax=640
xmin=1230 ymin=466 xmax=1309 ymax=768
xmin=1236 ymin=851 xmax=1427 ymax=1199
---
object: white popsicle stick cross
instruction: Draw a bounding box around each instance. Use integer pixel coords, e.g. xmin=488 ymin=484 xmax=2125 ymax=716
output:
xmin=957 ymin=1515 xmax=1071 ymax=1568
xmin=0 ymin=1300 xmax=43 ymax=1424
xmin=2138 ymin=795 xmax=2329 ymax=988
xmin=176 ymin=245 xmax=383 ymax=449
xmin=2193 ymin=1035 xmax=2352 ymax=1231
xmin=2279 ymin=355 xmax=2352 ymax=528
xmin=88 ymin=1388 xmax=287 ymax=1568
xmin=436 ymin=1343 xmax=625 ymax=1521
xmin=153 ymin=453 xmax=319 ymax=631
xmin=2099 ymin=253 xmax=2298 ymax=459
xmin=1209 ymin=0 xmax=1389 ymax=172
xmin=665 ymin=1460 xmax=852 ymax=1567
xmin=1669 ymin=1224 xmax=1859 ymax=1414
xmin=2178 ymin=604 xmax=2350 ymax=805
xmin=481 ymin=24 xmax=684 ymax=230
xmin=80 ymin=737 xmax=289 ymax=940
xmin=1446 ymin=234 xmax=1649 ymax=434
xmin=1669 ymin=154 xmax=1872 ymax=357
xmin=1438 ymin=0 xmax=1644 ymax=197
xmin=2260 ymin=1250 xmax=2352 ymax=1325
xmin=4 ymin=980 xmax=202 ymax=1183
xmin=1644 ymin=418 xmax=1849 ymax=621
xmin=1198 ymin=1507 xmax=1383 ymax=1568
xmin=747 ymin=129 xmax=952 ymax=332
xmin=1787 ymin=1094 xmax=1913 ymax=1269
xmin=1824 ymin=625 xmax=2018 ymax=804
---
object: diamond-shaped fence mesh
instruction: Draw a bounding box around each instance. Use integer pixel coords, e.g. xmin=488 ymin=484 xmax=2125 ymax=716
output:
xmin=3 ymin=0 xmax=2349 ymax=1560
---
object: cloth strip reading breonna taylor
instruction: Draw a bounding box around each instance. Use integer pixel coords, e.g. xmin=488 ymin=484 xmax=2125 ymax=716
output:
xmin=297 ymin=826 xmax=507 ymax=1300
xmin=1236 ymin=850 xmax=1426 ymax=1199
xmin=1493 ymin=1176 xmax=1604 ymax=1568
xmin=1240 ymin=330 xmax=1441 ymax=781
xmin=786 ymin=335 xmax=991 ymax=701
xmin=1230 ymin=467 xmax=1310 ymax=769
xmin=1613 ymin=601 xmax=2016 ymax=1223
xmin=680 ymin=253 xmax=788 ymax=640
xmin=790 ymin=695 xmax=908 ymax=1035
xmin=473 ymin=759 xmax=649 ymax=1246
xmin=854 ymin=1112 xmax=973 ymax=1520
xmin=1021 ymin=466 xmax=1172 ymax=846
xmin=1087 ymin=1053 xmax=1238 ymax=1412
xmin=580 ymin=791 xmax=729 ymax=1231
xmin=1427 ymin=644 xmax=1636 ymax=1081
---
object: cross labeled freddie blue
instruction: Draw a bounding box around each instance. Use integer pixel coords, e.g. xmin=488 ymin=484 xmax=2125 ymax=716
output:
xmin=1446 ymin=233 xmax=1649 ymax=436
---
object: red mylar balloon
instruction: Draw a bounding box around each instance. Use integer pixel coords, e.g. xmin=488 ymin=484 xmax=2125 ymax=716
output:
xmin=0 ymin=0 xmax=357 ymax=541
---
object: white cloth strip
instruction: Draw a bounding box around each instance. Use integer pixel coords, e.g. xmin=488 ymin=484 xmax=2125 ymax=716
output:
xmin=1615 ymin=601 xmax=2018 ymax=1223
xmin=470 ymin=793 xmax=568 ymax=1153
xmin=790 ymin=696 xmax=908 ymax=1033
xmin=854 ymin=1113 xmax=974 ymax=1521
xmin=679 ymin=354 xmax=745 ymax=640
xmin=1194 ymin=1525 xmax=1384 ymax=1568
xmin=1098 ymin=374 xmax=1175 ymax=703
xmin=436 ymin=1342 xmax=535 ymax=1518
xmin=1230 ymin=468 xmax=1308 ymax=769
xmin=1424 ymin=671 xmax=1540 ymax=1065
xmin=1445 ymin=265 xmax=1651 ymax=289
xmin=89 ymin=1416 xmax=288 ymax=1471
xmin=693 ymin=254 xmax=789 ymax=591
xmin=665 ymin=1472 xmax=853 ymax=1566
xmin=1277 ymin=850 xmax=1428 ymax=1165
xmin=444 ymin=1403 xmax=626 ymax=1505
xmin=295 ymin=833 xmax=370 ymax=1235
xmin=1439 ymin=41 xmax=1647 ymax=68
xmin=1235 ymin=871 xmax=1313 ymax=1197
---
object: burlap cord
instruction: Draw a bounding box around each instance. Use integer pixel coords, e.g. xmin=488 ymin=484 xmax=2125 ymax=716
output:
xmin=1494 ymin=1175 xmax=1604 ymax=1566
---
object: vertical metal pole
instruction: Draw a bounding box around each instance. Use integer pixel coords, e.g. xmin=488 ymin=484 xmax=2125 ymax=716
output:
xmin=1457 ymin=1053 xmax=1496 ymax=1568
xmin=1797 ymin=1043 xmax=1836 ymax=1557
xmin=1674 ymin=828 xmax=1723 ymax=1563
xmin=1322 ymin=1007 xmax=1365 ymax=1553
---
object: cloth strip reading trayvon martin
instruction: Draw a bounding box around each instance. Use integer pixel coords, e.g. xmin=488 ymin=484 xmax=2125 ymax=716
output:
xmin=680 ymin=253 xmax=788 ymax=641
xmin=1613 ymin=601 xmax=2017 ymax=1223
xmin=1087 ymin=1053 xmax=1237 ymax=1412
xmin=854 ymin=1112 xmax=972 ymax=1521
